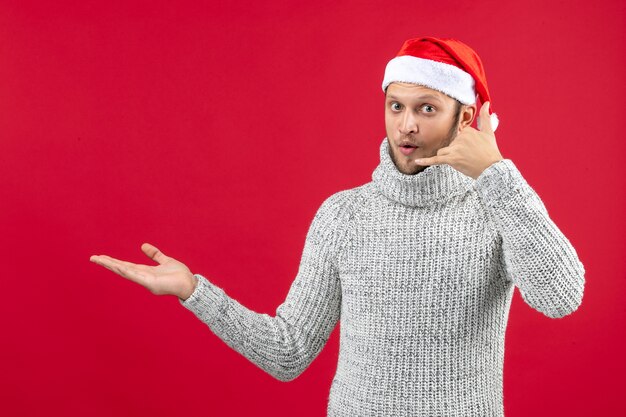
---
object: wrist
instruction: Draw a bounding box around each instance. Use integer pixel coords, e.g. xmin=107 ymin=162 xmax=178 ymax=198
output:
xmin=179 ymin=274 xmax=198 ymax=301
xmin=475 ymin=157 xmax=504 ymax=180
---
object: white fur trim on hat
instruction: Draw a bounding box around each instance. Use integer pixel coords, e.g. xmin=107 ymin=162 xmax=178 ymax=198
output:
xmin=382 ymin=55 xmax=476 ymax=105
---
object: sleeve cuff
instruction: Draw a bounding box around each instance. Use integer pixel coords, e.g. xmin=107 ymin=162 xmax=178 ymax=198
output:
xmin=178 ymin=273 xmax=226 ymax=328
xmin=475 ymin=159 xmax=528 ymax=207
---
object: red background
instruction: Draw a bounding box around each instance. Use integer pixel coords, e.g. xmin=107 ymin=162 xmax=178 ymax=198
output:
xmin=1 ymin=1 xmax=624 ymax=416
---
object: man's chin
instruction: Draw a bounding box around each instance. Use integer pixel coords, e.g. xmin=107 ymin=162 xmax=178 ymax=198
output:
xmin=390 ymin=149 xmax=426 ymax=175
xmin=395 ymin=158 xmax=426 ymax=175
xmin=401 ymin=164 xmax=426 ymax=175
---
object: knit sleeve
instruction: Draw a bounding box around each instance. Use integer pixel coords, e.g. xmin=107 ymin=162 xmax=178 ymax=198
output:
xmin=475 ymin=159 xmax=586 ymax=319
xmin=178 ymin=191 xmax=349 ymax=381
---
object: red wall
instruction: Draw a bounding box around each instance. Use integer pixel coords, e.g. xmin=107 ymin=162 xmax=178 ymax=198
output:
xmin=1 ymin=1 xmax=624 ymax=416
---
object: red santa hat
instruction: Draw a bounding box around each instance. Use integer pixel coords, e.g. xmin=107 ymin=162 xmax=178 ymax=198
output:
xmin=382 ymin=36 xmax=499 ymax=131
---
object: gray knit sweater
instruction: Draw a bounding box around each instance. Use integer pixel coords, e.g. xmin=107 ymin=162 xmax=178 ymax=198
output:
xmin=179 ymin=136 xmax=585 ymax=416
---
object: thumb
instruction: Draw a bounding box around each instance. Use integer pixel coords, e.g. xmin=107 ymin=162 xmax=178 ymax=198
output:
xmin=477 ymin=101 xmax=494 ymax=134
xmin=141 ymin=242 xmax=168 ymax=265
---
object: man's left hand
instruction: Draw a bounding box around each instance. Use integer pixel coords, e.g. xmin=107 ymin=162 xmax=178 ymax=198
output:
xmin=414 ymin=101 xmax=503 ymax=179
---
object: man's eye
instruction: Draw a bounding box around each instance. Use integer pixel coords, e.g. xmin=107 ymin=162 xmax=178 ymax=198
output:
xmin=422 ymin=105 xmax=435 ymax=113
xmin=391 ymin=102 xmax=402 ymax=111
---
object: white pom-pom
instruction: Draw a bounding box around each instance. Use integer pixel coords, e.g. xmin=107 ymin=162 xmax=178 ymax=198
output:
xmin=490 ymin=112 xmax=499 ymax=131
xmin=477 ymin=111 xmax=500 ymax=132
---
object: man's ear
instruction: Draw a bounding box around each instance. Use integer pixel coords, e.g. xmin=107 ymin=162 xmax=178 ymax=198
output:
xmin=459 ymin=104 xmax=477 ymax=129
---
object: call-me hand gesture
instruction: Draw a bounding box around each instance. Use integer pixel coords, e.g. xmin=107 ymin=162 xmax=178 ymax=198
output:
xmin=414 ymin=102 xmax=503 ymax=179
xmin=90 ymin=243 xmax=198 ymax=300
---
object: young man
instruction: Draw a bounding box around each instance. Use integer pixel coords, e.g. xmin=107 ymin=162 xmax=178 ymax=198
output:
xmin=90 ymin=37 xmax=585 ymax=416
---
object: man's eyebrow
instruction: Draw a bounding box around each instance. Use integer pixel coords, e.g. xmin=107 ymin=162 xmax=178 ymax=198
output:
xmin=386 ymin=94 xmax=443 ymax=102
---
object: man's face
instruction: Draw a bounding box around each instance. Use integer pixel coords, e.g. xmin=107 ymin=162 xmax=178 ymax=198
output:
xmin=384 ymin=82 xmax=463 ymax=175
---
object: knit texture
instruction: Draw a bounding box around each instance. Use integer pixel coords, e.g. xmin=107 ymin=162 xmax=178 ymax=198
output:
xmin=179 ymin=137 xmax=585 ymax=416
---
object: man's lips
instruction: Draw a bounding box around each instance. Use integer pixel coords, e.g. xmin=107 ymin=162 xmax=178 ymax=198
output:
xmin=399 ymin=142 xmax=418 ymax=156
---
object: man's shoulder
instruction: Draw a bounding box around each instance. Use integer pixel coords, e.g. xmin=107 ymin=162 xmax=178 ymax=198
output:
xmin=307 ymin=183 xmax=371 ymax=250
xmin=316 ymin=183 xmax=371 ymax=221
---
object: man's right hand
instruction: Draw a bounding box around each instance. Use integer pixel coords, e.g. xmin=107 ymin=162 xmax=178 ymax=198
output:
xmin=90 ymin=243 xmax=198 ymax=301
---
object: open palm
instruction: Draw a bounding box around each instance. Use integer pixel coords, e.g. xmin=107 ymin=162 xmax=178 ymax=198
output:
xmin=90 ymin=243 xmax=197 ymax=299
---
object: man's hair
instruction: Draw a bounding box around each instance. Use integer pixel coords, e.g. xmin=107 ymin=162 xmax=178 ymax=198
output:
xmin=447 ymin=99 xmax=464 ymax=139
xmin=455 ymin=98 xmax=464 ymax=116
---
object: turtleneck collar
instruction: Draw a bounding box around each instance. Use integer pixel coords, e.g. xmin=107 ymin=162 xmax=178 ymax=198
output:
xmin=371 ymin=137 xmax=474 ymax=207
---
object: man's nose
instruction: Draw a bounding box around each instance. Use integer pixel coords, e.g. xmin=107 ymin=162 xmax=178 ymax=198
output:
xmin=399 ymin=111 xmax=418 ymax=134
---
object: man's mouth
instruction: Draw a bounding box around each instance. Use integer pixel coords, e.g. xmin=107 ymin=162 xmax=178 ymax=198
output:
xmin=399 ymin=143 xmax=418 ymax=156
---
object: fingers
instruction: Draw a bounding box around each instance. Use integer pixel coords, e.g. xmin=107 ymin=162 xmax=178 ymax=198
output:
xmin=90 ymin=255 xmax=150 ymax=287
xmin=415 ymin=155 xmax=446 ymax=166
xmin=477 ymin=101 xmax=493 ymax=134
xmin=141 ymin=242 xmax=168 ymax=265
